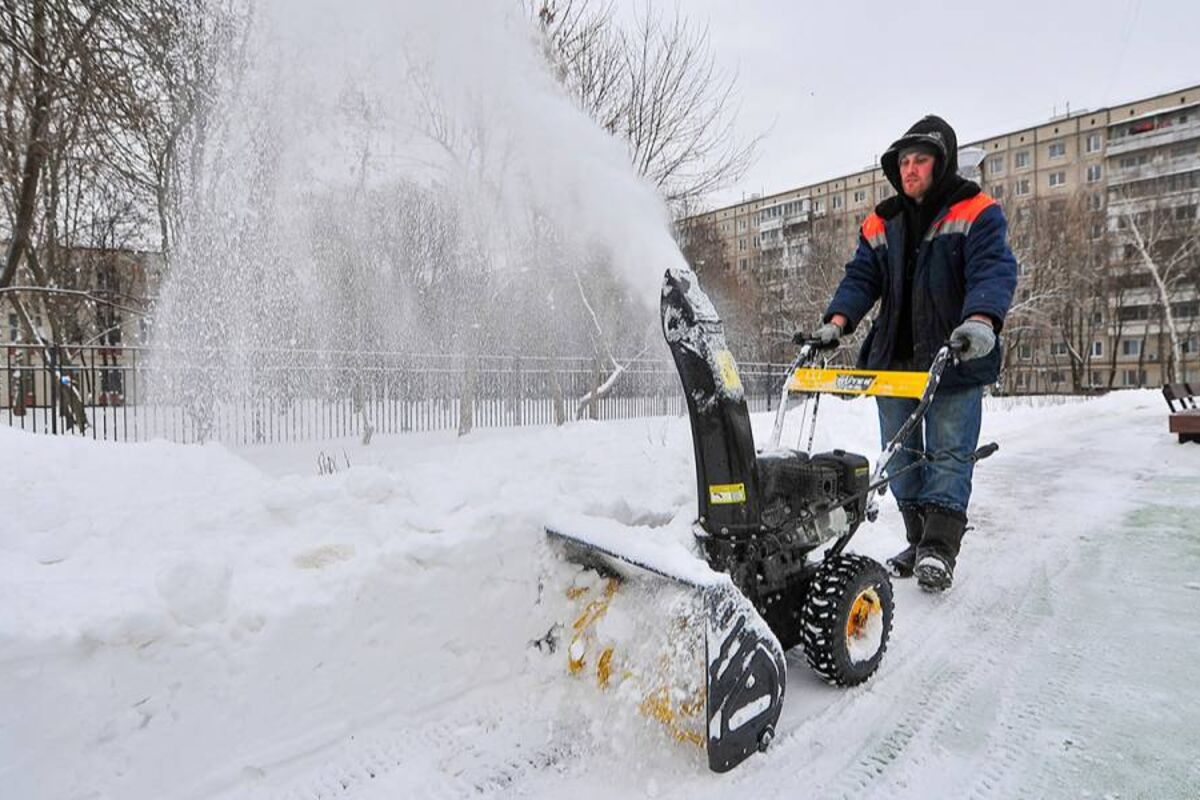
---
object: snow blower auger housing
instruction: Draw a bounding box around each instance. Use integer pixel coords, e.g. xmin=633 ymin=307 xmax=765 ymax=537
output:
xmin=546 ymin=267 xmax=996 ymax=773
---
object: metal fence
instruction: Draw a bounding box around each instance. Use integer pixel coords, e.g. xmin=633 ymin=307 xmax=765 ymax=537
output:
xmin=2 ymin=344 xmax=790 ymax=445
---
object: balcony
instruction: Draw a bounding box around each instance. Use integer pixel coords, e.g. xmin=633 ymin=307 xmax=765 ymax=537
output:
xmin=1107 ymin=154 xmax=1200 ymax=188
xmin=1106 ymin=119 xmax=1200 ymax=157
xmin=758 ymin=216 xmax=783 ymax=233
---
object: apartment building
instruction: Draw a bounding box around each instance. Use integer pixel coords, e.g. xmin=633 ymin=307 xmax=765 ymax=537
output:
xmin=681 ymin=84 xmax=1200 ymax=392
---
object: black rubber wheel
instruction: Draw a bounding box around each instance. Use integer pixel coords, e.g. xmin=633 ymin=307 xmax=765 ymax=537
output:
xmin=800 ymin=553 xmax=894 ymax=687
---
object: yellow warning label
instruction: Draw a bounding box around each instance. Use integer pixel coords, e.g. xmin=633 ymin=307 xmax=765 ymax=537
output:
xmin=787 ymin=367 xmax=929 ymax=399
xmin=715 ymin=350 xmax=743 ymax=392
xmin=709 ymin=482 xmax=747 ymax=505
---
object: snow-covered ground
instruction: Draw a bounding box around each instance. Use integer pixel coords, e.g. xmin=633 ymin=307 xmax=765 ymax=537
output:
xmin=3 ymin=389 xmax=1198 ymax=799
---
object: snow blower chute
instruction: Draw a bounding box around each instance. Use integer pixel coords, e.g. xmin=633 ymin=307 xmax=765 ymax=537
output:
xmin=545 ymin=267 xmax=996 ymax=772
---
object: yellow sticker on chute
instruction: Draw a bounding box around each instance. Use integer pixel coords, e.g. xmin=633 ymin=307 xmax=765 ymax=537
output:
xmin=709 ymin=483 xmax=747 ymax=505
xmin=715 ymin=350 xmax=742 ymax=392
xmin=787 ymin=367 xmax=930 ymax=399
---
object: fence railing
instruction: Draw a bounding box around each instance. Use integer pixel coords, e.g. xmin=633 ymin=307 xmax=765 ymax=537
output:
xmin=2 ymin=344 xmax=791 ymax=445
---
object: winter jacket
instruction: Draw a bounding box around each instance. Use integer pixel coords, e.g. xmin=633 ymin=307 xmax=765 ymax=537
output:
xmin=824 ymin=190 xmax=1019 ymax=390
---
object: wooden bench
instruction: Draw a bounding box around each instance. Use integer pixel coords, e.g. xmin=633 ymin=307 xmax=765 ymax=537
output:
xmin=1162 ymin=383 xmax=1200 ymax=443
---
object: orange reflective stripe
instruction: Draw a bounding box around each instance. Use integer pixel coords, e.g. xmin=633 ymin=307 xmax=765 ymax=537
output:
xmin=861 ymin=212 xmax=887 ymax=249
xmin=942 ymin=193 xmax=995 ymax=225
xmin=861 ymin=213 xmax=886 ymax=238
xmin=924 ymin=193 xmax=997 ymax=241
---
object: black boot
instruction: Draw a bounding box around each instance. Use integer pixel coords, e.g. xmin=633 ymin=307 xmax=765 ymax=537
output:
xmin=915 ymin=507 xmax=967 ymax=592
xmin=886 ymin=504 xmax=925 ymax=578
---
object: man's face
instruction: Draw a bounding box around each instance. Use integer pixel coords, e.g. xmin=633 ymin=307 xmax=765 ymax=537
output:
xmin=899 ymin=150 xmax=936 ymax=202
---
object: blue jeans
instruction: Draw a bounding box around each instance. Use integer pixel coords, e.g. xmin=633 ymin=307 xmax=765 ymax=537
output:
xmin=875 ymin=385 xmax=983 ymax=515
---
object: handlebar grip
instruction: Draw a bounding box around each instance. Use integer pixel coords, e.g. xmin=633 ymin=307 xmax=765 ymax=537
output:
xmin=973 ymin=442 xmax=999 ymax=461
xmin=792 ymin=331 xmax=840 ymax=350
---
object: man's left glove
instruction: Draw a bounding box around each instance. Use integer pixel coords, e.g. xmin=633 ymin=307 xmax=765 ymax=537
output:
xmin=811 ymin=321 xmax=843 ymax=348
xmin=950 ymin=319 xmax=996 ymax=361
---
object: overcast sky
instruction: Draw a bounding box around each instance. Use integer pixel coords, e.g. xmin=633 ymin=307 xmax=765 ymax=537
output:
xmin=612 ymin=0 xmax=1199 ymax=209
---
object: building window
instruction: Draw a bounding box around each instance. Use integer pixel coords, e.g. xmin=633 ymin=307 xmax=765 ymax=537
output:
xmin=987 ymin=155 xmax=1005 ymax=175
xmin=1049 ymin=171 xmax=1067 ymax=188
xmin=1085 ymin=132 xmax=1102 ymax=153
xmin=1018 ymin=261 xmax=1031 ymax=276
xmin=1014 ymin=150 xmax=1031 ymax=168
xmin=1090 ymin=222 xmax=1104 ymax=240
xmin=1124 ymin=369 xmax=1146 ymax=386
xmin=1048 ymin=140 xmax=1066 ymax=158
xmin=1092 ymin=311 xmax=1103 ymax=325
xmin=1173 ymin=301 xmax=1199 ymax=318
xmin=1088 ymin=192 xmax=1103 ymax=211
xmin=1172 ymin=142 xmax=1198 ymax=160
xmin=853 ymin=190 xmax=866 ymax=204
xmin=832 ymin=195 xmax=843 ymax=210
xmin=1015 ymin=178 xmax=1031 ymax=196
xmin=1050 ymin=371 xmax=1064 ymax=384
xmin=1019 ymin=344 xmax=1033 ymax=360
xmin=1016 ymin=373 xmax=1027 ymax=388
xmin=752 ymin=236 xmax=759 ymax=248
xmin=1122 ymin=339 xmax=1141 ymax=356
xmin=738 ymin=239 xmax=747 ymax=251
xmin=7 ymin=313 xmax=17 ymax=342
xmin=813 ymin=199 xmax=823 ymax=214
xmin=1086 ymin=164 xmax=1103 ymax=183
xmin=1051 ymin=342 xmax=1069 ymax=356
xmin=1091 ymin=341 xmax=1103 ymax=357
xmin=739 ymin=258 xmax=748 ymax=270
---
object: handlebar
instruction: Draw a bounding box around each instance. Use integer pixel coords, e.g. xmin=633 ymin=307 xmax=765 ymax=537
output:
xmin=791 ymin=331 xmax=841 ymax=351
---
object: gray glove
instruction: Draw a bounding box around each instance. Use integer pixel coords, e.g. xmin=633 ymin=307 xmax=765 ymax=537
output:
xmin=950 ymin=319 xmax=996 ymax=361
xmin=813 ymin=321 xmax=843 ymax=348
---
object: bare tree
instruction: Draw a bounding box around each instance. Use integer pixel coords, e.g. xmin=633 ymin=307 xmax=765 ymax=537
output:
xmin=1111 ymin=185 xmax=1200 ymax=383
xmin=1000 ymin=195 xmax=1113 ymax=393
xmin=676 ymin=212 xmax=763 ymax=360
xmin=751 ymin=215 xmax=856 ymax=365
xmin=0 ymin=0 xmax=219 ymax=429
xmin=531 ymin=1 xmax=756 ymax=210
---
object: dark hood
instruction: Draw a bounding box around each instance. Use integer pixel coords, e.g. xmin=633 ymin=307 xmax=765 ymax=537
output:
xmin=881 ymin=114 xmax=959 ymax=194
xmin=876 ymin=114 xmax=977 ymax=219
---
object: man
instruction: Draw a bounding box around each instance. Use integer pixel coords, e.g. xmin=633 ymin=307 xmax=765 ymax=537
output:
xmin=814 ymin=115 xmax=1017 ymax=592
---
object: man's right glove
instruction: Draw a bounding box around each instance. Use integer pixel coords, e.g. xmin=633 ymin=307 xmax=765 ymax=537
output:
xmin=812 ymin=321 xmax=843 ymax=348
xmin=950 ymin=319 xmax=996 ymax=361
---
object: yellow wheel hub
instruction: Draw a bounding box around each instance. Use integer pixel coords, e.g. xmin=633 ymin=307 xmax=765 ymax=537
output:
xmin=846 ymin=587 xmax=881 ymax=641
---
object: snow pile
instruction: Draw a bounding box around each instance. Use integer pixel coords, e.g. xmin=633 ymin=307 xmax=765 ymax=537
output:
xmin=3 ymin=389 xmax=1199 ymax=798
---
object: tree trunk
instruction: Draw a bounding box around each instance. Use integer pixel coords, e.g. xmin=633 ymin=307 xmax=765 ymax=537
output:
xmin=458 ymin=340 xmax=478 ymax=437
xmin=550 ymin=360 xmax=566 ymax=426
xmin=1 ymin=0 xmax=49 ymax=290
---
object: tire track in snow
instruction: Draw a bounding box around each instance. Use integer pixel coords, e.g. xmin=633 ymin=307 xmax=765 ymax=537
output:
xmin=735 ymin=406 xmax=1146 ymax=800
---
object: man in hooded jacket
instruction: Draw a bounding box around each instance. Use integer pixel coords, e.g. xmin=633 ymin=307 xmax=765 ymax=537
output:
xmin=813 ymin=115 xmax=1017 ymax=592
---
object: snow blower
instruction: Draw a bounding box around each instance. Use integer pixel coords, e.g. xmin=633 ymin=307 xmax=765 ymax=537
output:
xmin=545 ymin=267 xmax=997 ymax=772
